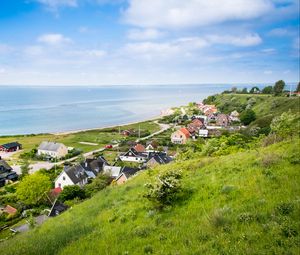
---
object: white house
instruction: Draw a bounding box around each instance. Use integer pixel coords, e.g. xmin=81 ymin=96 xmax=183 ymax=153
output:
xmin=103 ymin=165 xmax=122 ymax=178
xmin=119 ymin=148 xmax=148 ymax=163
xmin=55 ymin=165 xmax=88 ymax=189
xmin=199 ymin=129 xmax=209 ymax=137
xmin=38 ymin=141 xmax=68 ymax=159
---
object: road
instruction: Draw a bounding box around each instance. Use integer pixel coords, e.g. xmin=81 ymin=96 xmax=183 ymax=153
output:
xmin=11 ymin=122 xmax=172 ymax=175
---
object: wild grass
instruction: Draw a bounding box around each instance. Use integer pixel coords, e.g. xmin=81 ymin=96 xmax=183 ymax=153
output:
xmin=0 ymin=138 xmax=299 ymax=254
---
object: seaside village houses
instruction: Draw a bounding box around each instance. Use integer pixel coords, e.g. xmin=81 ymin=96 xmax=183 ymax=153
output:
xmin=0 ymin=157 xmax=18 ymax=187
xmin=171 ymin=128 xmax=190 ymax=144
xmin=37 ymin=141 xmax=68 ymax=159
xmin=0 ymin=142 xmax=22 ymax=152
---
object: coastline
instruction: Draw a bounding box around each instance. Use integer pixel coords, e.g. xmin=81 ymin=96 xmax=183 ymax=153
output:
xmin=51 ymin=115 xmax=162 ymax=136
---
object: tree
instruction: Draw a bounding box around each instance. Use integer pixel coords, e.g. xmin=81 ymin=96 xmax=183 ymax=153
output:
xmin=59 ymin=185 xmax=86 ymax=202
xmin=249 ymin=86 xmax=260 ymax=94
xmin=270 ymin=111 xmax=298 ymax=138
xmin=144 ymin=170 xmax=182 ymax=208
xmin=16 ymin=173 xmax=51 ymax=206
xmin=20 ymin=160 xmax=31 ymax=179
xmin=262 ymin=86 xmax=273 ymax=94
xmin=273 ymin=80 xmax=285 ymax=96
xmin=241 ymin=88 xmax=248 ymax=94
xmin=296 ymin=82 xmax=300 ymax=93
xmin=240 ymin=109 xmax=256 ymax=125
xmin=84 ymin=174 xmax=111 ymax=197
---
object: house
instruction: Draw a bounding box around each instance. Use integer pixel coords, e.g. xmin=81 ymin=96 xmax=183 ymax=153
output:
xmin=2 ymin=205 xmax=17 ymax=216
xmin=199 ymin=129 xmax=209 ymax=138
xmin=216 ymin=114 xmax=230 ymax=127
xmin=146 ymin=152 xmax=173 ymax=168
xmin=145 ymin=141 xmax=158 ymax=152
xmin=37 ymin=141 xmax=68 ymax=159
xmin=116 ymin=167 xmax=140 ymax=185
xmin=55 ymin=165 xmax=88 ymax=189
xmin=49 ymin=199 xmax=68 ymax=217
xmin=134 ymin=143 xmax=146 ymax=153
xmin=191 ymin=118 xmax=204 ymax=127
xmin=187 ymin=123 xmax=200 ymax=135
xmin=171 ymin=128 xmax=190 ymax=144
xmin=0 ymin=158 xmax=18 ymax=186
xmin=121 ymin=130 xmax=131 ymax=136
xmin=119 ymin=148 xmax=148 ymax=163
xmin=0 ymin=142 xmax=22 ymax=152
xmin=103 ymin=165 xmax=122 ymax=178
xmin=80 ymin=157 xmax=107 ymax=178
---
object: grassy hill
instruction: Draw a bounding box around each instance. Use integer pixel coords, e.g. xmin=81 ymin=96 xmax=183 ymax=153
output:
xmin=0 ymin=138 xmax=299 ymax=255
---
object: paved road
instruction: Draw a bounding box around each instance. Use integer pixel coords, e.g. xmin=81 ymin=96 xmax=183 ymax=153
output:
xmin=11 ymin=122 xmax=172 ymax=174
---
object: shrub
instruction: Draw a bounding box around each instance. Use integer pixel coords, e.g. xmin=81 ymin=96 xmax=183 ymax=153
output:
xmin=59 ymin=185 xmax=86 ymax=202
xmin=240 ymin=109 xmax=256 ymax=125
xmin=261 ymin=153 xmax=280 ymax=168
xmin=144 ymin=170 xmax=183 ymax=208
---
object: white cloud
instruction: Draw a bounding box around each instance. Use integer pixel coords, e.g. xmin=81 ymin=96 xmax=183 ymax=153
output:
xmin=67 ymin=49 xmax=106 ymax=57
xmin=24 ymin=45 xmax=44 ymax=56
xmin=37 ymin=34 xmax=72 ymax=46
xmin=207 ymin=34 xmax=262 ymax=47
xmin=264 ymin=70 xmax=273 ymax=74
xmin=127 ymin=28 xmax=164 ymax=40
xmin=124 ymin=0 xmax=273 ymax=29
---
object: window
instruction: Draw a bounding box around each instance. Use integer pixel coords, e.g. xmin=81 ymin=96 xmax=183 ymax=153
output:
xmin=63 ymin=176 xmax=66 ymax=181
xmin=58 ymin=183 xmax=61 ymax=187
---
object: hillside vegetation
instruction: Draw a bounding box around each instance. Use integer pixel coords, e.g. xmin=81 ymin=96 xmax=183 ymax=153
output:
xmin=0 ymin=138 xmax=299 ymax=254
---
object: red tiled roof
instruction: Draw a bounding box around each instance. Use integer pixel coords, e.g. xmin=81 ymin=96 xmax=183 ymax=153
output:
xmin=51 ymin=187 xmax=62 ymax=197
xmin=134 ymin=144 xmax=146 ymax=152
xmin=192 ymin=119 xmax=203 ymax=127
xmin=3 ymin=205 xmax=17 ymax=215
xmin=180 ymin=128 xmax=190 ymax=138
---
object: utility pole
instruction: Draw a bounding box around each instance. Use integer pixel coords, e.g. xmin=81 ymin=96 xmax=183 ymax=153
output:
xmin=290 ymin=84 xmax=292 ymax=98
xmin=139 ymin=125 xmax=141 ymax=139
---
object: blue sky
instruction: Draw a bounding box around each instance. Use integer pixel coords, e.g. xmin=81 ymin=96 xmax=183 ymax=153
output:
xmin=0 ymin=0 xmax=299 ymax=85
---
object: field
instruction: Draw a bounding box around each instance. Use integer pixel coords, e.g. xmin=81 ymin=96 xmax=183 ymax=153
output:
xmin=0 ymin=138 xmax=299 ymax=254
xmin=0 ymin=121 xmax=160 ymax=162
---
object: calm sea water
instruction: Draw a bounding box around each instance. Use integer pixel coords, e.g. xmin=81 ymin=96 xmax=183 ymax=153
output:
xmin=0 ymin=84 xmax=293 ymax=135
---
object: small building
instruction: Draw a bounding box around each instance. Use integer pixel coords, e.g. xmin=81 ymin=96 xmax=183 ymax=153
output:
xmin=187 ymin=123 xmax=199 ymax=135
xmin=216 ymin=114 xmax=230 ymax=127
xmin=191 ymin=118 xmax=204 ymax=127
xmin=55 ymin=165 xmax=88 ymax=189
xmin=38 ymin=141 xmax=68 ymax=159
xmin=134 ymin=143 xmax=146 ymax=153
xmin=0 ymin=158 xmax=18 ymax=186
xmin=199 ymin=129 xmax=209 ymax=138
xmin=0 ymin=142 xmax=22 ymax=152
xmin=2 ymin=205 xmax=18 ymax=216
xmin=103 ymin=165 xmax=122 ymax=179
xmin=146 ymin=152 xmax=173 ymax=168
xmin=116 ymin=167 xmax=140 ymax=185
xmin=119 ymin=148 xmax=148 ymax=163
xmin=171 ymin=128 xmax=190 ymax=144
xmin=121 ymin=130 xmax=131 ymax=136
xmin=145 ymin=141 xmax=158 ymax=152
xmin=49 ymin=199 xmax=68 ymax=217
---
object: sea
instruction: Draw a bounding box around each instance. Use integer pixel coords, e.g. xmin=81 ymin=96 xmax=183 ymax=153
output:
xmin=0 ymin=84 xmax=296 ymax=135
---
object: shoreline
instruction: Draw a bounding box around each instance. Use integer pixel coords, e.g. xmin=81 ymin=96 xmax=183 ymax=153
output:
xmin=0 ymin=110 xmax=172 ymax=137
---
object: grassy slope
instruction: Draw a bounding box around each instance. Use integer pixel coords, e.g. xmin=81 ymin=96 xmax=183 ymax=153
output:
xmin=1 ymin=139 xmax=299 ymax=255
xmin=210 ymin=94 xmax=299 ymax=116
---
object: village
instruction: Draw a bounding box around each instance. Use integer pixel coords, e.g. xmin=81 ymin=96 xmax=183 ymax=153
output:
xmin=0 ymin=100 xmax=242 ymax=236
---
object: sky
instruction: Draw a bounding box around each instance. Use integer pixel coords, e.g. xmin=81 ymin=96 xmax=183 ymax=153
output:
xmin=0 ymin=0 xmax=299 ymax=86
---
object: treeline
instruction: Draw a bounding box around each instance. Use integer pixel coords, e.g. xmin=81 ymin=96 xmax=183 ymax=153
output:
xmin=223 ymin=80 xmax=300 ymax=96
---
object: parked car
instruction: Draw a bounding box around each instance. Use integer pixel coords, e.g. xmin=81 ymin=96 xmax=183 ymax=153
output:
xmin=105 ymin=144 xmax=113 ymax=149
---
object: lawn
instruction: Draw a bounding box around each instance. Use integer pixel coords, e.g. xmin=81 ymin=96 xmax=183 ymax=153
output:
xmin=0 ymin=121 xmax=160 ymax=163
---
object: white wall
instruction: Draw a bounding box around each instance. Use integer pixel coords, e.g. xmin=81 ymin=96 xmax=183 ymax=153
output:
xmin=55 ymin=172 xmax=74 ymax=189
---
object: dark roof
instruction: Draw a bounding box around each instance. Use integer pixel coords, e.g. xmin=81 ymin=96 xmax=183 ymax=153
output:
xmin=147 ymin=152 xmax=173 ymax=165
xmin=0 ymin=160 xmax=12 ymax=173
xmin=120 ymin=167 xmax=140 ymax=179
xmin=5 ymin=172 xmax=18 ymax=181
xmin=0 ymin=142 xmax=21 ymax=149
xmin=49 ymin=200 xmax=68 ymax=217
xmin=64 ymin=165 xmax=88 ymax=184
xmin=80 ymin=157 xmax=107 ymax=176
xmin=123 ymin=148 xmax=148 ymax=158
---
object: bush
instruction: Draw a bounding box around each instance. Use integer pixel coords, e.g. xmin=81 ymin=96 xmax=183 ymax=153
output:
xmin=275 ymin=202 xmax=294 ymax=216
xmin=144 ymin=170 xmax=183 ymax=208
xmin=84 ymin=174 xmax=111 ymax=197
xmin=59 ymin=185 xmax=86 ymax=202
xmin=240 ymin=109 xmax=256 ymax=125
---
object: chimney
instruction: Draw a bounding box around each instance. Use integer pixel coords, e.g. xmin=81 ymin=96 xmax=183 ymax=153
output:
xmin=85 ymin=161 xmax=88 ymax=168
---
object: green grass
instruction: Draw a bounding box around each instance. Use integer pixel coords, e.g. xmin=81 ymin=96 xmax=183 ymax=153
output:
xmin=0 ymin=121 xmax=160 ymax=162
xmin=1 ymin=138 xmax=299 ymax=254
